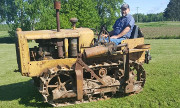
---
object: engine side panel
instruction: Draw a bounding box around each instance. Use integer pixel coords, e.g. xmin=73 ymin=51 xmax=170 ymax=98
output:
xmin=16 ymin=28 xmax=94 ymax=77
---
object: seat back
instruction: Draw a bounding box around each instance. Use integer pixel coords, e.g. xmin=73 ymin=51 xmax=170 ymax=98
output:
xmin=130 ymin=25 xmax=139 ymax=39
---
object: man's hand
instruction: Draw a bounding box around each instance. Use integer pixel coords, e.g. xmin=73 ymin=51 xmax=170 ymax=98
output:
xmin=102 ymin=34 xmax=108 ymax=38
xmin=110 ymin=35 xmax=118 ymax=39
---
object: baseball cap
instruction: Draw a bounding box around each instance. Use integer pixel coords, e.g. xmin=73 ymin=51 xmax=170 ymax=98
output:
xmin=121 ymin=4 xmax=129 ymax=9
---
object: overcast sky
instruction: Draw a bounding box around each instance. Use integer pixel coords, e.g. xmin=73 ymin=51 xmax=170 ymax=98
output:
xmin=124 ymin=0 xmax=170 ymax=14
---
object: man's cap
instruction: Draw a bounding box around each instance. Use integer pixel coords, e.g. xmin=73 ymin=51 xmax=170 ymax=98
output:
xmin=121 ymin=4 xmax=129 ymax=9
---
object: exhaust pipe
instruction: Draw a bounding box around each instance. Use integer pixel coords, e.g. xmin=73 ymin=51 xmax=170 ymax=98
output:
xmin=54 ymin=1 xmax=61 ymax=32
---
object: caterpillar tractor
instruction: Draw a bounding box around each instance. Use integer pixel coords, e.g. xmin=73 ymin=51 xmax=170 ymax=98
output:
xmin=15 ymin=1 xmax=151 ymax=107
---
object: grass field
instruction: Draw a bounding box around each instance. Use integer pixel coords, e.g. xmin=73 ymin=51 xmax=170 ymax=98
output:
xmin=0 ymin=31 xmax=9 ymax=38
xmin=0 ymin=22 xmax=180 ymax=107
xmin=137 ymin=22 xmax=180 ymax=39
xmin=0 ymin=31 xmax=13 ymax=43
xmin=0 ymin=37 xmax=180 ymax=107
xmin=0 ymin=24 xmax=11 ymax=31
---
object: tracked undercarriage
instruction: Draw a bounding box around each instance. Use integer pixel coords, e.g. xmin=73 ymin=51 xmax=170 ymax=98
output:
xmin=37 ymin=57 xmax=146 ymax=106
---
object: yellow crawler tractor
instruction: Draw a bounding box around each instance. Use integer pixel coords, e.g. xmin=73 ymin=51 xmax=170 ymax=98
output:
xmin=15 ymin=1 xmax=151 ymax=107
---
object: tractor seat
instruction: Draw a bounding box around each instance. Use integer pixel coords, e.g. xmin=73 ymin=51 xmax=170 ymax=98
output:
xmin=130 ymin=25 xmax=144 ymax=39
xmin=130 ymin=25 xmax=138 ymax=39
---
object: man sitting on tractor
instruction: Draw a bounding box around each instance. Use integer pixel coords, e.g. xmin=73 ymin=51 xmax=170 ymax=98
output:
xmin=103 ymin=3 xmax=135 ymax=45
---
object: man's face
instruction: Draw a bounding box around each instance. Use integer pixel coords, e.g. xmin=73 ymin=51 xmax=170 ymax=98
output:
xmin=121 ymin=8 xmax=130 ymax=17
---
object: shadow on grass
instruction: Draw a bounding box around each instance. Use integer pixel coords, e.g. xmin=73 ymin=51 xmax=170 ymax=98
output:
xmin=0 ymin=79 xmax=146 ymax=107
xmin=0 ymin=37 xmax=14 ymax=44
xmin=0 ymin=80 xmax=52 ymax=107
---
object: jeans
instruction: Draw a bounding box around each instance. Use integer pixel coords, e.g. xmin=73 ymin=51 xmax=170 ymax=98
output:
xmin=100 ymin=37 xmax=126 ymax=45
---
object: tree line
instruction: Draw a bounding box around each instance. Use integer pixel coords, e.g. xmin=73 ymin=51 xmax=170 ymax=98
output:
xmin=133 ymin=0 xmax=180 ymax=22
xmin=133 ymin=13 xmax=165 ymax=22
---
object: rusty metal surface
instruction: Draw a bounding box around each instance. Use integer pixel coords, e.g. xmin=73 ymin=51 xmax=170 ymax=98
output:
xmin=69 ymin=38 xmax=78 ymax=57
xmin=56 ymin=9 xmax=60 ymax=32
xmin=124 ymin=46 xmax=130 ymax=81
xmin=74 ymin=56 xmax=107 ymax=100
xmin=125 ymin=61 xmax=146 ymax=93
xmin=122 ymin=46 xmax=134 ymax=93
xmin=54 ymin=1 xmax=61 ymax=9
xmin=117 ymin=43 xmax=127 ymax=48
xmin=38 ymin=59 xmax=146 ymax=106
xmin=76 ymin=57 xmax=106 ymax=86
xmin=54 ymin=1 xmax=61 ymax=32
xmin=84 ymin=46 xmax=109 ymax=58
xmin=70 ymin=18 xmax=78 ymax=30
xmin=39 ymin=67 xmax=76 ymax=101
xmin=28 ymin=58 xmax=76 ymax=77
xmin=98 ymin=68 xmax=107 ymax=78
xmin=75 ymin=58 xmax=84 ymax=100
xmin=57 ymin=40 xmax=64 ymax=58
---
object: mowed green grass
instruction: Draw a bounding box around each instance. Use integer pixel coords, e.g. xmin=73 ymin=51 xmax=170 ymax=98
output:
xmin=0 ymin=39 xmax=180 ymax=108
xmin=0 ymin=31 xmax=13 ymax=43
xmin=0 ymin=31 xmax=9 ymax=38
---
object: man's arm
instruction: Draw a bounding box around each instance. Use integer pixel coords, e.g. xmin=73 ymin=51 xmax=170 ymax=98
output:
xmin=110 ymin=25 xmax=131 ymax=39
xmin=109 ymin=30 xmax=114 ymax=36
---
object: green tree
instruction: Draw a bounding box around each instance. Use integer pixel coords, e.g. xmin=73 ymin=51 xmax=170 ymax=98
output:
xmin=94 ymin=0 xmax=123 ymax=30
xmin=0 ymin=0 xmax=101 ymax=30
xmin=0 ymin=0 xmax=5 ymax=23
xmin=32 ymin=0 xmax=56 ymax=30
xmin=0 ymin=0 xmax=100 ymax=41
xmin=60 ymin=0 xmax=100 ymax=29
xmin=164 ymin=0 xmax=180 ymax=21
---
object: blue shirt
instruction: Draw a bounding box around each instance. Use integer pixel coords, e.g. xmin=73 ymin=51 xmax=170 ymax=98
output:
xmin=113 ymin=14 xmax=135 ymax=38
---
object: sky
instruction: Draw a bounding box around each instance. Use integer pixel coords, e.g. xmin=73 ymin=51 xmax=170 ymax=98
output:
xmin=124 ymin=0 xmax=170 ymax=14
